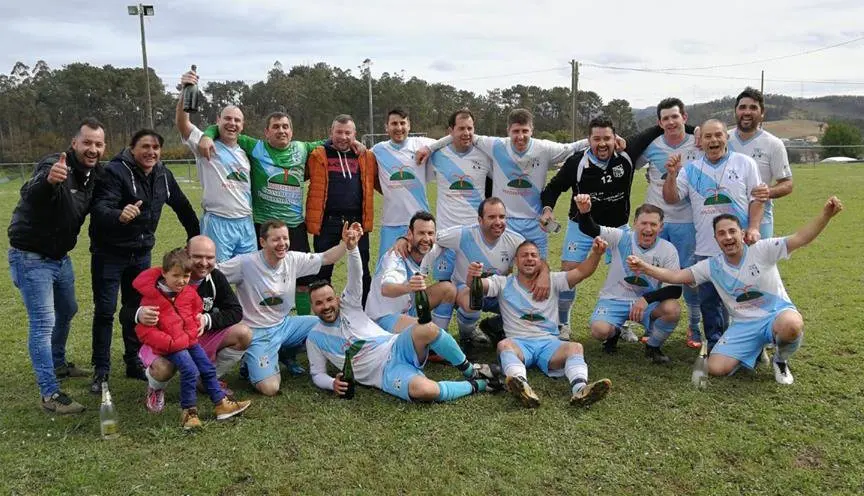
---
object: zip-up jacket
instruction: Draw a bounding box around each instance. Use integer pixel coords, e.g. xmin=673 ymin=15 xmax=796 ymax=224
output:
xmin=89 ymin=148 xmax=199 ymax=255
xmin=133 ymin=267 xmax=202 ymax=355
xmin=8 ymin=149 xmax=99 ymax=259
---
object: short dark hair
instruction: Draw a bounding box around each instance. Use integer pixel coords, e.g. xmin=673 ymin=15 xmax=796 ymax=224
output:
xmin=259 ymin=219 xmax=287 ymax=239
xmin=308 ymin=279 xmax=333 ymax=296
xmin=77 ymin=118 xmax=105 ymax=135
xmin=265 ymin=111 xmax=292 ymax=128
xmin=634 ymin=203 xmax=665 ymax=222
xmin=478 ymin=197 xmax=505 ymax=218
xmin=409 ymin=211 xmax=436 ymax=231
xmin=712 ymin=213 xmax=741 ymax=231
xmin=387 ymin=108 xmax=409 ymax=121
xmin=515 ymin=240 xmax=539 ymax=257
xmin=129 ymin=129 xmax=163 ymax=148
xmin=656 ymin=98 xmax=686 ymax=120
xmin=448 ymin=109 xmax=474 ymax=128
xmin=588 ymin=116 xmax=616 ymax=136
xmin=507 ymin=108 xmax=533 ymax=127
xmin=162 ymin=247 xmax=192 ymax=272
xmin=736 ymin=87 xmax=764 ymax=112
xmin=332 ymin=114 xmax=355 ymax=127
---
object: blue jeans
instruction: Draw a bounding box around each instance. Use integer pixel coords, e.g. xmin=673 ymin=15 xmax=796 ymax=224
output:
xmin=166 ymin=344 xmax=225 ymax=409
xmin=695 ymin=255 xmax=729 ymax=349
xmin=8 ymin=248 xmax=78 ymax=397
xmin=91 ymin=250 xmax=150 ymax=375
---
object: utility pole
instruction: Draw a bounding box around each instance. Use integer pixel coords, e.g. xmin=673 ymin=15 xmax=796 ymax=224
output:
xmin=570 ymin=59 xmax=579 ymax=141
xmin=128 ymin=4 xmax=155 ymax=128
xmin=362 ymin=58 xmax=373 ymax=144
xmin=760 ymin=69 xmax=764 ymax=94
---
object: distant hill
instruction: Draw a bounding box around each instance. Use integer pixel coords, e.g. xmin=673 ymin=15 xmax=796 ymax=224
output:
xmin=634 ymin=95 xmax=864 ymax=136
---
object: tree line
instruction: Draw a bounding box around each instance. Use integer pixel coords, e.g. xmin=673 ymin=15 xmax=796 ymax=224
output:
xmin=0 ymin=60 xmax=639 ymax=163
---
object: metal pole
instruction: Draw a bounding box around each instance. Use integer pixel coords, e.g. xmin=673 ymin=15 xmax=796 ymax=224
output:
xmin=570 ymin=60 xmax=579 ymax=140
xmin=760 ymin=70 xmax=764 ymax=94
xmin=367 ymin=67 xmax=374 ymax=143
xmin=139 ymin=4 xmax=154 ymax=128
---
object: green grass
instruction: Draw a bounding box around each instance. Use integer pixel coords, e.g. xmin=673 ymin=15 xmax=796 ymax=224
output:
xmin=1 ymin=164 xmax=863 ymax=495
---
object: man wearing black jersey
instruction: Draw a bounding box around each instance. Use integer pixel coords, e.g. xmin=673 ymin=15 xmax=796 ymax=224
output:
xmin=540 ymin=116 xmax=636 ymax=341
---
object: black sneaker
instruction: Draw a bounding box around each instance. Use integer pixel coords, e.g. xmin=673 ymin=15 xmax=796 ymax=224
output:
xmin=645 ymin=345 xmax=671 ymax=364
xmin=125 ymin=363 xmax=147 ymax=381
xmin=90 ymin=372 xmax=108 ymax=394
xmin=55 ymin=362 xmax=91 ymax=379
xmin=41 ymin=391 xmax=86 ymax=414
xmin=602 ymin=329 xmax=620 ymax=354
xmin=467 ymin=363 xmax=504 ymax=392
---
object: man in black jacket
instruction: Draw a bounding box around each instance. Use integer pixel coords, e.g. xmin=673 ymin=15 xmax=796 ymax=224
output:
xmin=89 ymin=129 xmax=199 ymax=393
xmin=8 ymin=118 xmax=106 ymax=414
xmin=127 ymin=236 xmax=251 ymax=412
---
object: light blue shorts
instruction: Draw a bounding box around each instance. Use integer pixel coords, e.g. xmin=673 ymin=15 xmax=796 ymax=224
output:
xmin=432 ymin=248 xmax=456 ymax=281
xmin=590 ymin=298 xmax=659 ymax=330
xmin=660 ymin=222 xmax=696 ymax=268
xmin=713 ymin=307 xmax=797 ymax=370
xmin=378 ymin=225 xmax=408 ymax=263
xmin=381 ymin=326 xmax=426 ymax=401
xmin=201 ymin=212 xmax=257 ymax=263
xmin=511 ymin=337 xmax=565 ymax=377
xmin=507 ymin=217 xmax=548 ymax=259
xmin=562 ymin=220 xmax=620 ymax=263
xmin=375 ymin=312 xmax=414 ymax=333
xmin=245 ymin=316 xmax=318 ymax=384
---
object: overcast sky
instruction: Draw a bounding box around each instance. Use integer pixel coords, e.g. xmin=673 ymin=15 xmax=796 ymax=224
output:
xmin=3 ymin=0 xmax=863 ymax=109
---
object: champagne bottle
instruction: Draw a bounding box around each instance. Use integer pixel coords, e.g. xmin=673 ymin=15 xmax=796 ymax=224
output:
xmin=100 ymin=382 xmax=119 ymax=439
xmin=690 ymin=340 xmax=709 ymax=389
xmin=413 ymin=272 xmax=432 ymax=324
xmin=341 ymin=339 xmax=366 ymax=400
xmin=469 ymin=268 xmax=484 ymax=311
xmin=182 ymin=64 xmax=199 ymax=113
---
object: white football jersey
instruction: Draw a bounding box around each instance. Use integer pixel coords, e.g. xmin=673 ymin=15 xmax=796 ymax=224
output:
xmin=365 ymin=250 xmax=424 ymax=320
xmin=184 ymin=126 xmax=252 ymax=218
xmin=637 ymin=134 xmax=702 ymax=223
xmin=690 ymin=238 xmax=793 ymax=322
xmin=429 ymin=145 xmax=492 ymax=230
xmin=485 ymin=272 xmax=572 ymax=339
xmin=372 ymin=137 xmax=436 ymax=226
xmin=674 ymin=151 xmax=762 ymax=256
xmin=728 ymin=129 xmax=791 ymax=227
xmin=423 ymin=224 xmax=525 ymax=287
xmin=597 ymin=226 xmax=680 ymax=301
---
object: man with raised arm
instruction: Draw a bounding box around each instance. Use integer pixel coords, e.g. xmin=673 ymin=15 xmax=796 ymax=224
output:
xmin=217 ymin=220 xmax=354 ymax=396
xmin=727 ymin=87 xmax=793 ymax=238
xmin=365 ymin=211 xmax=457 ymax=333
xmin=469 ymin=238 xmax=611 ymax=408
xmin=634 ymin=98 xmax=703 ymax=348
xmin=575 ymin=195 xmax=682 ymax=361
xmin=175 ymin=71 xmax=253 ymax=262
xmin=306 ymin=222 xmax=502 ymax=402
xmin=662 ymin=119 xmax=769 ymax=350
xmin=627 ymin=197 xmax=843 ymax=384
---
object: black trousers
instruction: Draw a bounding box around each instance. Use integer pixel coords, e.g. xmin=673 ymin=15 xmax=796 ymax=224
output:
xmin=312 ymin=215 xmax=371 ymax=307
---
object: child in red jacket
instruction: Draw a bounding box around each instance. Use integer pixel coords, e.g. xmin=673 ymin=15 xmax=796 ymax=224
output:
xmin=134 ymin=248 xmax=251 ymax=429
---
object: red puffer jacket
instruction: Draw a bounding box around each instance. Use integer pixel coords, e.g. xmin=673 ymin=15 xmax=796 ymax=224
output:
xmin=133 ymin=267 xmax=203 ymax=355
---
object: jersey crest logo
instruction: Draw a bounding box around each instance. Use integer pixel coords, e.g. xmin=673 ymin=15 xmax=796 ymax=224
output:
xmin=704 ymin=187 xmax=732 ymax=205
xmin=567 ymin=241 xmax=578 ymax=253
xmin=506 ymin=173 xmax=532 ymax=188
xmin=612 ymin=165 xmax=625 ymax=178
xmin=686 ymin=150 xmax=700 ymax=161
xmin=748 ymin=264 xmax=760 ymax=278
xmin=436 ymin=259 xmax=450 ymax=272
xmin=752 ymin=148 xmax=764 ymax=160
xmin=727 ymin=169 xmax=740 ymax=181
xmin=389 ymin=165 xmax=416 ymax=181
xmin=259 ymin=355 xmax=271 ymax=369
xmin=202 ymin=296 xmax=214 ymax=312
xmin=520 ymin=312 xmax=546 ymax=323
xmin=268 ymin=168 xmax=301 ymax=187
xmin=623 ymin=275 xmax=650 ymax=288
xmin=448 ymin=174 xmax=475 ymax=191
xmin=734 ymin=284 xmax=764 ymax=302
xmin=500 ymin=252 xmax=511 ymax=264
xmin=652 ymin=256 xmax=661 ymax=267
xmin=471 ymin=159 xmax=486 ymax=170
xmin=392 ymin=377 xmax=402 ymax=391
xmin=530 ymin=158 xmax=541 ymax=169
xmin=225 ymin=170 xmax=249 ymax=183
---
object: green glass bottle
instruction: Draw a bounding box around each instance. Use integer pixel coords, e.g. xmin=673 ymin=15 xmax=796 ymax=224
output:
xmin=341 ymin=339 xmax=366 ymax=400
xmin=413 ymin=272 xmax=432 ymax=324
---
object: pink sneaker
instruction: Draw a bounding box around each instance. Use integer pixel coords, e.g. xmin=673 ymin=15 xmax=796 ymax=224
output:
xmin=145 ymin=386 xmax=165 ymax=413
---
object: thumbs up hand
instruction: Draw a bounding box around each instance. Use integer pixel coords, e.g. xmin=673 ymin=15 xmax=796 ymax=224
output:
xmin=47 ymin=153 xmax=69 ymax=185
xmin=119 ymin=200 xmax=143 ymax=224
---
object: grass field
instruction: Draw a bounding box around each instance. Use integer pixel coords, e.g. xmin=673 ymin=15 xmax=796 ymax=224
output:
xmin=0 ymin=164 xmax=862 ymax=495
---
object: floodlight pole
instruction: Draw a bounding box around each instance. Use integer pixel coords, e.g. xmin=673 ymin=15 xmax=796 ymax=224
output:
xmin=129 ymin=4 xmax=155 ymax=128
xmin=362 ymin=58 xmax=373 ymax=144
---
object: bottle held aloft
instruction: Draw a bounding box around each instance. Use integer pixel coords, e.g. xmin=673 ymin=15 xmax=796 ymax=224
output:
xmin=182 ymin=64 xmax=199 ymax=113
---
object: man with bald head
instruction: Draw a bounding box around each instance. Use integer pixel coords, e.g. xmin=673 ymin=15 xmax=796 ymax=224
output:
xmin=131 ymin=235 xmax=252 ymax=413
xmin=662 ymin=119 xmax=768 ymax=349
xmin=176 ymin=71 xmax=255 ymax=262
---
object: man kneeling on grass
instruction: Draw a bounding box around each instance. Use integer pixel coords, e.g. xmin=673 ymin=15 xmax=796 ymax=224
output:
xmin=306 ymin=222 xmax=503 ymax=402
xmin=468 ymin=238 xmax=612 ymax=408
xmin=627 ymin=197 xmax=844 ymax=384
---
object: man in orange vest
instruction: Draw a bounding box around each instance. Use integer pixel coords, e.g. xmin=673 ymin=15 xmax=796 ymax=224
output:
xmin=306 ymin=115 xmax=379 ymax=305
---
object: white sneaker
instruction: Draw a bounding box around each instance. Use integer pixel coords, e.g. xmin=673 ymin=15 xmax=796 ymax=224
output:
xmin=772 ymin=361 xmax=794 ymax=385
xmin=558 ymin=325 xmax=571 ymax=341
xmin=619 ymin=323 xmax=639 ymax=343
